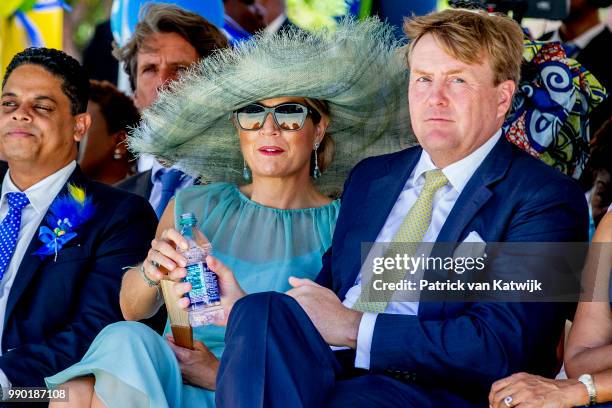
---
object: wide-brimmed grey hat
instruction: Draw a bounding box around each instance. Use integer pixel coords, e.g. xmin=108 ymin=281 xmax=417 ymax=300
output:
xmin=129 ymin=18 xmax=414 ymax=194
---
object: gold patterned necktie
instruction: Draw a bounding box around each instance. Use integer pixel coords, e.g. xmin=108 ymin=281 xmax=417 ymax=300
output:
xmin=352 ymin=169 xmax=448 ymax=313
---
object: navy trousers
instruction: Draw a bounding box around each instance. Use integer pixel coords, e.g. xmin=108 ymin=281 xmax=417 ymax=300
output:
xmin=216 ymin=292 xmax=482 ymax=408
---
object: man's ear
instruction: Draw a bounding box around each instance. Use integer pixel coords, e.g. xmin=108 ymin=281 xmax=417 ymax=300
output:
xmin=497 ymin=79 xmax=516 ymax=119
xmin=133 ymin=88 xmax=143 ymax=110
xmin=73 ymin=112 xmax=92 ymax=143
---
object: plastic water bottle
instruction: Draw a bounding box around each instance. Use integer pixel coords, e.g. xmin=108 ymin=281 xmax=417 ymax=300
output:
xmin=177 ymin=213 xmax=224 ymax=326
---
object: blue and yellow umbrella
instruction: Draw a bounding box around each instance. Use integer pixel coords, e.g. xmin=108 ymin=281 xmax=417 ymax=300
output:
xmin=0 ymin=0 xmax=67 ymax=77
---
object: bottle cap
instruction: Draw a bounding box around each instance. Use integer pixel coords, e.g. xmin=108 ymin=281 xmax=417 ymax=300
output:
xmin=179 ymin=212 xmax=197 ymax=226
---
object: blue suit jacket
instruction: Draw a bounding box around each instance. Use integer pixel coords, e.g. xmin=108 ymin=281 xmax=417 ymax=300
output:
xmin=0 ymin=167 xmax=157 ymax=387
xmin=316 ymin=137 xmax=588 ymax=401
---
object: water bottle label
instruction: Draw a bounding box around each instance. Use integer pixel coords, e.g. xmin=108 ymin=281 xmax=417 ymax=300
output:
xmin=185 ymin=261 xmax=221 ymax=305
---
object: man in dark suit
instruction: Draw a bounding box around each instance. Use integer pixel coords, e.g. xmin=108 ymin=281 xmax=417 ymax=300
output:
xmin=539 ymin=0 xmax=612 ymax=135
xmin=208 ymin=9 xmax=588 ymax=407
xmin=0 ymin=47 xmax=156 ymax=390
xmin=113 ymin=3 xmax=228 ymax=218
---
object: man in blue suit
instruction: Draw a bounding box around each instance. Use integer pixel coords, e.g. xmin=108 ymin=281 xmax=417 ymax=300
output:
xmin=0 ymin=48 xmax=156 ymax=392
xmin=211 ymin=9 xmax=589 ymax=407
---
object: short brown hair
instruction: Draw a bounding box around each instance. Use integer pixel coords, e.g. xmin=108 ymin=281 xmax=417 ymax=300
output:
xmin=402 ymin=9 xmax=524 ymax=86
xmin=113 ymin=3 xmax=229 ymax=91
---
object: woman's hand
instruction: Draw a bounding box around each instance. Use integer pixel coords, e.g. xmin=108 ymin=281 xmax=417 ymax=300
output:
xmin=143 ymin=228 xmax=189 ymax=285
xmin=489 ymin=372 xmax=588 ymax=408
xmin=173 ymin=255 xmax=246 ymax=326
xmin=167 ymin=336 xmax=219 ymax=390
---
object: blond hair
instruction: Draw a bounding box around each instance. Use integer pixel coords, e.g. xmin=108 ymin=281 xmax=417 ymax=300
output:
xmin=403 ymin=9 xmax=524 ymax=86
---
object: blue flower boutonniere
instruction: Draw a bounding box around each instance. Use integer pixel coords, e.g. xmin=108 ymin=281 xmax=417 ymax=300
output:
xmin=33 ymin=184 xmax=95 ymax=260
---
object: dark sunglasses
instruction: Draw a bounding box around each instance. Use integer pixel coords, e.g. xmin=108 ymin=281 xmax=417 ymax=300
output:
xmin=233 ymin=103 xmax=320 ymax=131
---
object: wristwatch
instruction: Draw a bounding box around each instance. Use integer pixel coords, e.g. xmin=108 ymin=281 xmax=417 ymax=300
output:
xmin=578 ymin=373 xmax=598 ymax=406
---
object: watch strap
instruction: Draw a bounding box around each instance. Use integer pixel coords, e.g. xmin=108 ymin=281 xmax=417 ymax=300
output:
xmin=578 ymin=374 xmax=597 ymax=406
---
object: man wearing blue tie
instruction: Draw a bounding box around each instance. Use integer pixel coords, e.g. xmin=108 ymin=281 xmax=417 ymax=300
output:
xmin=204 ymin=9 xmax=589 ymax=407
xmin=113 ymin=4 xmax=229 ymax=218
xmin=0 ymin=48 xmax=156 ymax=390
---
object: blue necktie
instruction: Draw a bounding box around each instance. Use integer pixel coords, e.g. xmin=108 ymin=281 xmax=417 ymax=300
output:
xmin=562 ymin=42 xmax=581 ymax=59
xmin=155 ymin=169 xmax=183 ymax=218
xmin=0 ymin=192 xmax=30 ymax=280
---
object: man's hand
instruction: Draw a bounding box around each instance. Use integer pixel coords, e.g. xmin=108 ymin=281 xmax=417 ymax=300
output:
xmin=174 ymin=255 xmax=246 ymax=326
xmin=286 ymin=277 xmax=362 ymax=349
xmin=167 ymin=336 xmax=219 ymax=390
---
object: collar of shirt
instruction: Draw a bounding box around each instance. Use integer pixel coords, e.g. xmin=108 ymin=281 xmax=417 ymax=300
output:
xmin=549 ymin=23 xmax=605 ymax=50
xmin=411 ymin=129 xmax=503 ymax=194
xmin=1 ymin=161 xmax=77 ymax=215
xmin=150 ymin=161 xmax=195 ymax=186
xmin=265 ymin=13 xmax=287 ymax=34
xmin=223 ymin=15 xmax=252 ymax=43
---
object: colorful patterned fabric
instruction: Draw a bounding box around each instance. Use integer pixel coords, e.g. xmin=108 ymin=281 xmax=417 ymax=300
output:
xmin=503 ymin=38 xmax=607 ymax=178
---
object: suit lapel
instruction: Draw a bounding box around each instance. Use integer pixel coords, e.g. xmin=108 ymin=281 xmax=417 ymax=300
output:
xmin=339 ymin=148 xmax=422 ymax=296
xmin=142 ymin=170 xmax=154 ymax=199
xmin=130 ymin=170 xmax=153 ymax=199
xmin=420 ymin=137 xmax=513 ymax=320
xmin=3 ymin=167 xmax=88 ymax=328
xmin=436 ymin=137 xmax=512 ymax=243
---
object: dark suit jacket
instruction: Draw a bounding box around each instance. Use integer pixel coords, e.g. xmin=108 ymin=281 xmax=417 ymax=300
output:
xmin=82 ymin=20 xmax=119 ymax=85
xmin=0 ymin=162 xmax=7 ymax=180
xmin=316 ymin=137 xmax=588 ymax=403
xmin=115 ymin=169 xmax=172 ymax=335
xmin=0 ymin=166 xmax=156 ymax=387
xmin=115 ymin=169 xmax=153 ymax=200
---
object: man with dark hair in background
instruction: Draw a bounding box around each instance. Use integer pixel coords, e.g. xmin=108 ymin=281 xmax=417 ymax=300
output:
xmin=0 ymin=47 xmax=156 ymax=389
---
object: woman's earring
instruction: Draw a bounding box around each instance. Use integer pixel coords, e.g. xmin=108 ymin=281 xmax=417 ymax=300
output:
xmin=113 ymin=148 xmax=123 ymax=160
xmin=313 ymin=142 xmax=321 ymax=179
xmin=243 ymin=159 xmax=251 ymax=181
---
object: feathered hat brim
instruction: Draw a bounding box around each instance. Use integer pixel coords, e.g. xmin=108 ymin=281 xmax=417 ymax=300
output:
xmin=129 ymin=18 xmax=414 ymax=194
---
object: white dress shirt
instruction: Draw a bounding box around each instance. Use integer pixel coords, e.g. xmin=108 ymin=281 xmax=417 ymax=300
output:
xmin=342 ymin=130 xmax=502 ymax=369
xmin=0 ymin=161 xmax=76 ymax=387
xmin=148 ymin=161 xmax=195 ymax=211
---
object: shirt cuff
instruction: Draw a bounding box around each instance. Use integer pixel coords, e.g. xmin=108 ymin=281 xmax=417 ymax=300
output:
xmin=354 ymin=312 xmax=378 ymax=370
xmin=0 ymin=369 xmax=11 ymax=388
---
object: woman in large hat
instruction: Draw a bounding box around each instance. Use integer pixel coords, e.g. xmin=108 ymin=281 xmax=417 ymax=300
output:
xmin=46 ymin=18 xmax=412 ymax=408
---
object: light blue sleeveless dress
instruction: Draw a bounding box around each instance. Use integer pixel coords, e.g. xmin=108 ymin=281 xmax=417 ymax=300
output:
xmin=45 ymin=183 xmax=340 ymax=408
